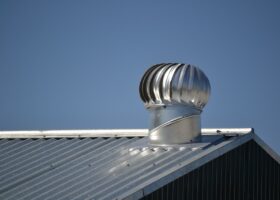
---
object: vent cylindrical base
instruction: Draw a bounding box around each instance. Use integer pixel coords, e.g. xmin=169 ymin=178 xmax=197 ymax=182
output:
xmin=149 ymin=115 xmax=201 ymax=145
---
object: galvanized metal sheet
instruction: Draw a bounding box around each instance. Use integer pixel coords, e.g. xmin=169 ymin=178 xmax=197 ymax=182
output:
xmin=0 ymin=130 xmax=277 ymax=200
xmin=0 ymin=128 xmax=253 ymax=139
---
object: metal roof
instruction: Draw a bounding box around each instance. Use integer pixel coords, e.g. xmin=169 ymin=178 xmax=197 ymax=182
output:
xmin=0 ymin=128 xmax=279 ymax=200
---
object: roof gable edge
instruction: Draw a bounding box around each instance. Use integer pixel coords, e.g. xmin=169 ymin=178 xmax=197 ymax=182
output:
xmin=122 ymin=133 xmax=254 ymax=200
xmin=252 ymin=133 xmax=280 ymax=164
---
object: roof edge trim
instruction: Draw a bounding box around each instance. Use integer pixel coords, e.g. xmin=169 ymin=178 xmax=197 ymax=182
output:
xmin=0 ymin=128 xmax=253 ymax=139
xmin=252 ymin=133 xmax=280 ymax=164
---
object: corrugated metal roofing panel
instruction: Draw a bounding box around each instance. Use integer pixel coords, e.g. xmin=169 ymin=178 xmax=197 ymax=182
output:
xmin=140 ymin=140 xmax=280 ymax=200
xmin=0 ymin=130 xmax=277 ymax=200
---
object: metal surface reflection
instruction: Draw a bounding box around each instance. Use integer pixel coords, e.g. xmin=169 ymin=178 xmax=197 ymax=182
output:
xmin=139 ymin=63 xmax=211 ymax=145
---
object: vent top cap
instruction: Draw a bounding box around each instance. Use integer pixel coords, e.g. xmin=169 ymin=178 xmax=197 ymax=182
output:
xmin=140 ymin=63 xmax=211 ymax=109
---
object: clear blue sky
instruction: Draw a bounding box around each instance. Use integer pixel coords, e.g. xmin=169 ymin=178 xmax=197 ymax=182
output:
xmin=1 ymin=1 xmax=280 ymax=153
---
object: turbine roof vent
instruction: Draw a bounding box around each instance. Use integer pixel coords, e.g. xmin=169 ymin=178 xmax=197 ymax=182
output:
xmin=139 ymin=63 xmax=211 ymax=110
xmin=139 ymin=63 xmax=211 ymax=146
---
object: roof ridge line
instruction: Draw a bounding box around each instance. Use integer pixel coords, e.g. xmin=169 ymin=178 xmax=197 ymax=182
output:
xmin=0 ymin=128 xmax=253 ymax=139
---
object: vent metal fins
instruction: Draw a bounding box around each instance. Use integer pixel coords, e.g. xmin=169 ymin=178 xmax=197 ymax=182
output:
xmin=139 ymin=63 xmax=211 ymax=109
